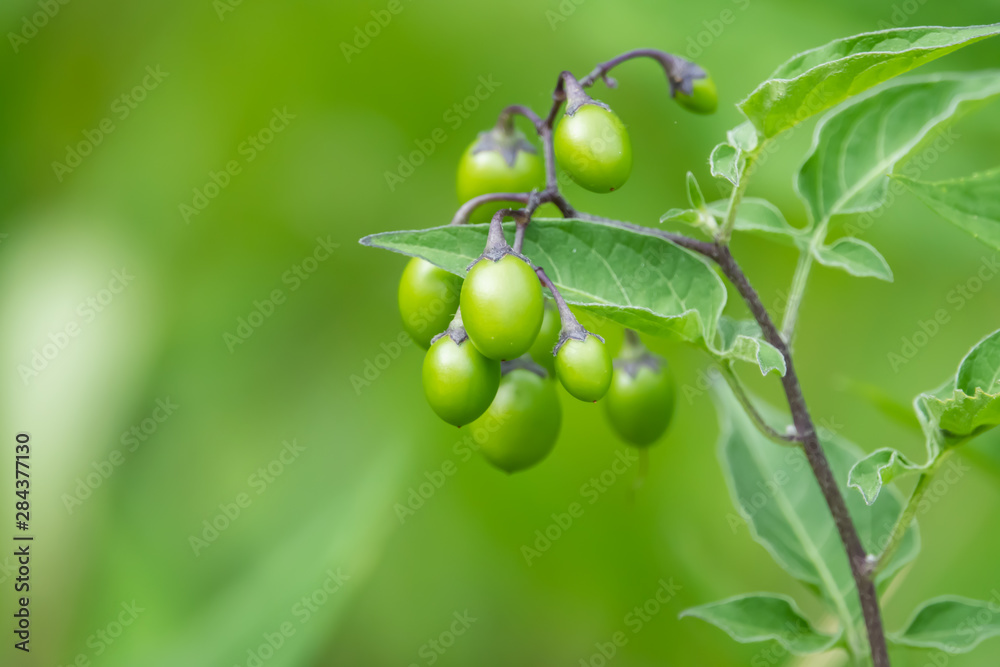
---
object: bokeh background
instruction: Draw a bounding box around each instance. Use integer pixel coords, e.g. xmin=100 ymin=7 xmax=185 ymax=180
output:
xmin=2 ymin=1 xmax=1000 ymax=665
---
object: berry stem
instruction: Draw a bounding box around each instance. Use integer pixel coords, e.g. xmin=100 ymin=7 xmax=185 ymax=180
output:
xmin=534 ymin=266 xmax=587 ymax=341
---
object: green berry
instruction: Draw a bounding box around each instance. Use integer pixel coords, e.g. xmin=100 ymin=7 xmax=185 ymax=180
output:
xmin=422 ymin=333 xmax=500 ymax=426
xmin=675 ymin=74 xmax=718 ymax=115
xmin=398 ymin=258 xmax=462 ymax=349
xmin=528 ymin=302 xmax=560 ymax=372
xmin=555 ymin=334 xmax=613 ymax=401
xmin=461 ymin=254 xmax=544 ymax=361
xmin=473 ymin=367 xmax=561 ymax=473
xmin=554 ymin=103 xmax=632 ymax=193
xmin=604 ymin=360 xmax=676 ymax=446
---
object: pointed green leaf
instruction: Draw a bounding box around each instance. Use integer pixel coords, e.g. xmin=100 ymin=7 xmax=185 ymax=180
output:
xmin=740 ymin=24 xmax=1000 ymax=138
xmin=681 ymin=593 xmax=840 ymax=654
xmin=686 ymin=171 xmax=706 ymax=209
xmin=895 ymin=168 xmax=1000 ymax=250
xmin=893 ymin=595 xmax=1000 ymax=652
xmin=813 ymin=238 xmax=893 ymax=281
xmin=916 ymin=329 xmax=1000 ymax=440
xmin=705 ymin=198 xmax=804 ymax=246
xmin=923 ymin=388 xmax=1000 ymax=437
xmin=711 ymin=316 xmax=786 ymax=377
xmin=848 ymin=448 xmax=924 ymax=505
xmin=797 ymin=71 xmax=1000 ymax=226
xmin=710 ymin=142 xmax=743 ymax=186
xmin=361 ymin=219 xmax=727 ymax=344
xmin=956 ymin=329 xmax=1000 ymax=395
xmin=659 ymin=207 xmax=702 ymax=226
xmin=714 ymin=383 xmax=919 ymax=651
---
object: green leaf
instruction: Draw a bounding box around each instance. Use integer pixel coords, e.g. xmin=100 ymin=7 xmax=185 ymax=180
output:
xmin=686 ymin=171 xmax=706 ymax=209
xmin=710 ymin=142 xmax=744 ymax=186
xmin=916 ymin=329 xmax=1000 ymax=441
xmin=813 ymin=238 xmax=893 ymax=281
xmin=711 ymin=316 xmax=786 ymax=377
xmin=895 ymin=168 xmax=1000 ymax=250
xmin=680 ymin=593 xmax=840 ymax=654
xmin=848 ymin=448 xmax=924 ymax=505
xmin=740 ymin=24 xmax=1000 ymax=138
xmin=923 ymin=388 xmax=1000 ymax=438
xmin=956 ymin=328 xmax=1000 ymax=395
xmin=893 ymin=595 xmax=1000 ymax=652
xmin=659 ymin=207 xmax=702 ymax=226
xmin=361 ymin=219 xmax=727 ymax=344
xmin=705 ymin=198 xmax=803 ymax=246
xmin=797 ymin=71 xmax=1000 ymax=226
xmin=713 ymin=382 xmax=919 ymax=653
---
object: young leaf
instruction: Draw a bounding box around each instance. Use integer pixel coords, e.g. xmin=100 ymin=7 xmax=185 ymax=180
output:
xmin=813 ymin=238 xmax=893 ymax=281
xmin=713 ymin=382 xmax=919 ymax=651
xmin=710 ymin=142 xmax=744 ymax=186
xmin=895 ymin=168 xmax=1000 ymax=250
xmin=686 ymin=171 xmax=706 ymax=210
xmin=710 ymin=316 xmax=786 ymax=377
xmin=956 ymin=329 xmax=1000 ymax=395
xmin=797 ymin=71 xmax=1000 ymax=226
xmin=848 ymin=448 xmax=924 ymax=505
xmin=361 ymin=219 xmax=727 ymax=344
xmin=892 ymin=596 xmax=1000 ymax=652
xmin=916 ymin=329 xmax=1000 ymax=440
xmin=705 ymin=198 xmax=803 ymax=247
xmin=740 ymin=24 xmax=1000 ymax=138
xmin=680 ymin=593 xmax=840 ymax=654
xmin=922 ymin=388 xmax=1000 ymax=438
xmin=659 ymin=207 xmax=702 ymax=226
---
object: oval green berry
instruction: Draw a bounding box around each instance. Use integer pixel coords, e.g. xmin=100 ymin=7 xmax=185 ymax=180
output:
xmin=422 ymin=334 xmax=500 ymax=426
xmin=460 ymin=254 xmax=544 ymax=361
xmin=555 ymin=335 xmax=613 ymax=402
xmin=398 ymin=258 xmax=462 ymax=349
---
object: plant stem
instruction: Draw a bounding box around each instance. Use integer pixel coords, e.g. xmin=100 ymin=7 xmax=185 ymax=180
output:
xmin=781 ymin=219 xmax=827 ymax=342
xmin=716 ymin=153 xmax=754 ymax=243
xmin=718 ymin=363 xmax=799 ymax=446
xmin=710 ymin=243 xmax=889 ymax=667
xmin=872 ymin=453 xmax=949 ymax=578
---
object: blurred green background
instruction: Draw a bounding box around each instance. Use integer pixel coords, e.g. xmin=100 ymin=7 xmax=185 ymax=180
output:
xmin=2 ymin=1 xmax=999 ymax=665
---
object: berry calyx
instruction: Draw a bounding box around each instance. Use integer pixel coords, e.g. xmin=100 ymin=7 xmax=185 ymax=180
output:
xmin=422 ymin=313 xmax=501 ymax=427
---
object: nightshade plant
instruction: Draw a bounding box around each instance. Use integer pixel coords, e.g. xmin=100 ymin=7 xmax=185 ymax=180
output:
xmin=362 ymin=24 xmax=1000 ymax=666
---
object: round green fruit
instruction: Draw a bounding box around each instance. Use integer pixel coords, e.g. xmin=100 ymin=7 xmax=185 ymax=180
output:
xmin=473 ymin=368 xmax=561 ymax=473
xmin=456 ymin=131 xmax=545 ymax=207
xmin=460 ymin=254 xmax=544 ymax=361
xmin=553 ymin=104 xmax=632 ymax=193
xmin=422 ymin=334 xmax=500 ymax=427
xmin=675 ymin=74 xmax=717 ymax=114
xmin=604 ymin=361 xmax=676 ymax=446
xmin=528 ymin=302 xmax=560 ymax=372
xmin=398 ymin=258 xmax=462 ymax=349
xmin=555 ymin=335 xmax=613 ymax=402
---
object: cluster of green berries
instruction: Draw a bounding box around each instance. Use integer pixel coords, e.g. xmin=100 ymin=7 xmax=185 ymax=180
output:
xmin=394 ymin=65 xmax=712 ymax=472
